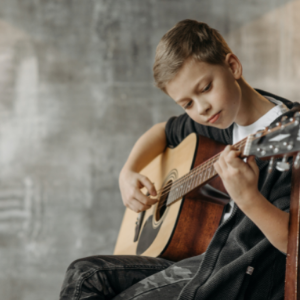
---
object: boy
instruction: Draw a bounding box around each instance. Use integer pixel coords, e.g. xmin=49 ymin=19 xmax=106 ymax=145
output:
xmin=60 ymin=20 xmax=300 ymax=300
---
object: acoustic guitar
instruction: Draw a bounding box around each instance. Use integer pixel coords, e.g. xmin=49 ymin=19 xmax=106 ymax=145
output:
xmin=114 ymin=114 xmax=300 ymax=262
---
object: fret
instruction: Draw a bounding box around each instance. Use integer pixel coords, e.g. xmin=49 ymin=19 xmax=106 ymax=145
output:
xmin=192 ymin=173 xmax=196 ymax=189
xmin=166 ymin=138 xmax=249 ymax=206
xmin=181 ymin=178 xmax=186 ymax=197
xmin=208 ymin=164 xmax=212 ymax=179
xmin=170 ymin=186 xmax=174 ymax=202
xmin=176 ymin=185 xmax=180 ymax=200
xmin=185 ymin=176 xmax=189 ymax=194
xmin=207 ymin=165 xmax=211 ymax=179
xmin=175 ymin=185 xmax=180 ymax=201
xmin=167 ymin=187 xmax=173 ymax=203
xmin=193 ymin=172 xmax=198 ymax=189
xmin=188 ymin=174 xmax=192 ymax=190
xmin=190 ymin=173 xmax=195 ymax=190
xmin=187 ymin=175 xmax=191 ymax=193
xmin=204 ymin=166 xmax=208 ymax=181
xmin=183 ymin=180 xmax=188 ymax=197
xmin=193 ymin=173 xmax=197 ymax=189
xmin=212 ymin=166 xmax=216 ymax=176
xmin=200 ymin=172 xmax=203 ymax=184
xmin=172 ymin=186 xmax=177 ymax=202
xmin=179 ymin=184 xmax=184 ymax=198
xmin=196 ymin=172 xmax=201 ymax=186
xmin=190 ymin=174 xmax=193 ymax=189
xmin=187 ymin=175 xmax=192 ymax=192
xmin=183 ymin=179 xmax=187 ymax=195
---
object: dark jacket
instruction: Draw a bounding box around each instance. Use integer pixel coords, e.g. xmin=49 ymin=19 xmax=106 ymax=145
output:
xmin=165 ymin=89 xmax=300 ymax=300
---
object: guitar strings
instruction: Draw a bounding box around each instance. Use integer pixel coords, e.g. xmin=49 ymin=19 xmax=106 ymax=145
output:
xmin=150 ymin=120 xmax=294 ymax=202
xmin=165 ymin=140 xmax=245 ymax=191
xmin=154 ymin=120 xmax=296 ymax=210
xmin=156 ymin=139 xmax=244 ymax=194
xmin=155 ymin=141 xmax=247 ymax=210
xmin=155 ymin=154 xmax=223 ymax=210
xmin=155 ymin=139 xmax=246 ymax=200
xmin=155 ymin=157 xmax=220 ymax=210
xmin=157 ymin=138 xmax=246 ymax=195
xmin=154 ymin=139 xmax=248 ymax=210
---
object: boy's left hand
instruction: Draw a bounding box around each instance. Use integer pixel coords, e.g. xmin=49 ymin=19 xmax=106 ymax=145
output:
xmin=213 ymin=145 xmax=260 ymax=209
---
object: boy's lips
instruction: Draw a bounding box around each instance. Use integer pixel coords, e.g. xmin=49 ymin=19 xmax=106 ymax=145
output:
xmin=207 ymin=111 xmax=221 ymax=124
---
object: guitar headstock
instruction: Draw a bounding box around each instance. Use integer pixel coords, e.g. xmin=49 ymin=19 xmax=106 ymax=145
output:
xmin=243 ymin=112 xmax=300 ymax=171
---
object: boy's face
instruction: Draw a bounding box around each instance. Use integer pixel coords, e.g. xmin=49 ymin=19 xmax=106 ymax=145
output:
xmin=165 ymin=56 xmax=242 ymax=129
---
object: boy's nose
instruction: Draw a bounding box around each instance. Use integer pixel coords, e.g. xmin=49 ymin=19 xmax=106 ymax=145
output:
xmin=196 ymin=101 xmax=211 ymax=116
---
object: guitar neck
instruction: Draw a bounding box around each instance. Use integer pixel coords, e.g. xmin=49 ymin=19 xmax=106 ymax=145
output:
xmin=166 ymin=136 xmax=248 ymax=206
xmin=166 ymin=113 xmax=300 ymax=206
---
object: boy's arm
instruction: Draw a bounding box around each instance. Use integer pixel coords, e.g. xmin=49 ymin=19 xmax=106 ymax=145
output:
xmin=237 ymin=191 xmax=289 ymax=254
xmin=119 ymin=121 xmax=167 ymax=213
xmin=214 ymin=145 xmax=289 ymax=253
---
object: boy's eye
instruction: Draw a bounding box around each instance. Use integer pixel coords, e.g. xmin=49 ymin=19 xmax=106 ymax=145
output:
xmin=203 ymin=83 xmax=211 ymax=92
xmin=184 ymin=101 xmax=193 ymax=109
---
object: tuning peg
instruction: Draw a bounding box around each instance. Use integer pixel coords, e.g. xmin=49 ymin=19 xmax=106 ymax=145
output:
xmin=279 ymin=116 xmax=289 ymax=129
xmin=294 ymin=152 xmax=300 ymax=169
xmin=294 ymin=111 xmax=300 ymax=118
xmin=263 ymin=126 xmax=272 ymax=132
xmin=255 ymin=131 xmax=264 ymax=138
xmin=268 ymin=157 xmax=275 ymax=173
xmin=276 ymin=155 xmax=290 ymax=172
xmin=283 ymin=141 xmax=294 ymax=150
xmin=293 ymin=112 xmax=300 ymax=125
xmin=287 ymin=143 xmax=294 ymax=151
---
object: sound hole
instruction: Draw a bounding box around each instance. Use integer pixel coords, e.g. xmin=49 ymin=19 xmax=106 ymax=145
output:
xmin=155 ymin=180 xmax=172 ymax=222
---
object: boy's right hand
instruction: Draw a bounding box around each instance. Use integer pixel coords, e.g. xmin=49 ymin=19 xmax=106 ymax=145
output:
xmin=119 ymin=169 xmax=158 ymax=213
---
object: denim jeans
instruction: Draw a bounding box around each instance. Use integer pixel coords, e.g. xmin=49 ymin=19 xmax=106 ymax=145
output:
xmin=59 ymin=254 xmax=200 ymax=300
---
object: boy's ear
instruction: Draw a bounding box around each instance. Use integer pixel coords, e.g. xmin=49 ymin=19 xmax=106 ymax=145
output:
xmin=225 ymin=53 xmax=243 ymax=80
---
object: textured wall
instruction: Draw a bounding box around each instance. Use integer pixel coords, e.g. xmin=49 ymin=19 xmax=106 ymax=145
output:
xmin=0 ymin=0 xmax=298 ymax=299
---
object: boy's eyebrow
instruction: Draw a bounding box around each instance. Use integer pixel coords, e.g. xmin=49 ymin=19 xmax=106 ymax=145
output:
xmin=175 ymin=78 xmax=205 ymax=104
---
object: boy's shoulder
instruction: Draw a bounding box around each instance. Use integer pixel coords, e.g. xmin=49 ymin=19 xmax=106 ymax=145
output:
xmin=255 ymin=89 xmax=296 ymax=110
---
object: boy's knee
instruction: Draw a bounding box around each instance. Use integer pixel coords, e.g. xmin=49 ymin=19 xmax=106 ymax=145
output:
xmin=61 ymin=255 xmax=109 ymax=296
xmin=60 ymin=256 xmax=107 ymax=299
xmin=64 ymin=258 xmax=90 ymax=284
xmin=65 ymin=255 xmax=108 ymax=278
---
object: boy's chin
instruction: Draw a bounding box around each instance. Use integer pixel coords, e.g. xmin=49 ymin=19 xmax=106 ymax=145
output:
xmin=206 ymin=120 xmax=234 ymax=130
xmin=219 ymin=121 xmax=234 ymax=129
xmin=191 ymin=115 xmax=233 ymax=129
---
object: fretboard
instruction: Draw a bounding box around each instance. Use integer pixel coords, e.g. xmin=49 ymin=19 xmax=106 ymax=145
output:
xmin=165 ymin=137 xmax=248 ymax=206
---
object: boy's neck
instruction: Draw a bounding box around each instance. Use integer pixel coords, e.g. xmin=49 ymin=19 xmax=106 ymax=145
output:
xmin=235 ymin=78 xmax=276 ymax=127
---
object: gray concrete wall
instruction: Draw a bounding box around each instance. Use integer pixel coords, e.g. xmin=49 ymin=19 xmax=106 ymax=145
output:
xmin=0 ymin=0 xmax=298 ymax=299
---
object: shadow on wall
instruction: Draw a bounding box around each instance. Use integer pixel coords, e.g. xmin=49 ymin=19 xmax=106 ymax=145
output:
xmin=0 ymin=20 xmax=44 ymax=245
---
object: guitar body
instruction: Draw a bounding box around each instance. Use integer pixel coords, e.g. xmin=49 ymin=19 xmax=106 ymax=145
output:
xmin=114 ymin=133 xmax=230 ymax=261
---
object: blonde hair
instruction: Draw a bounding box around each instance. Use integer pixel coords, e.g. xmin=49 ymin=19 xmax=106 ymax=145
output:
xmin=153 ymin=19 xmax=232 ymax=92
